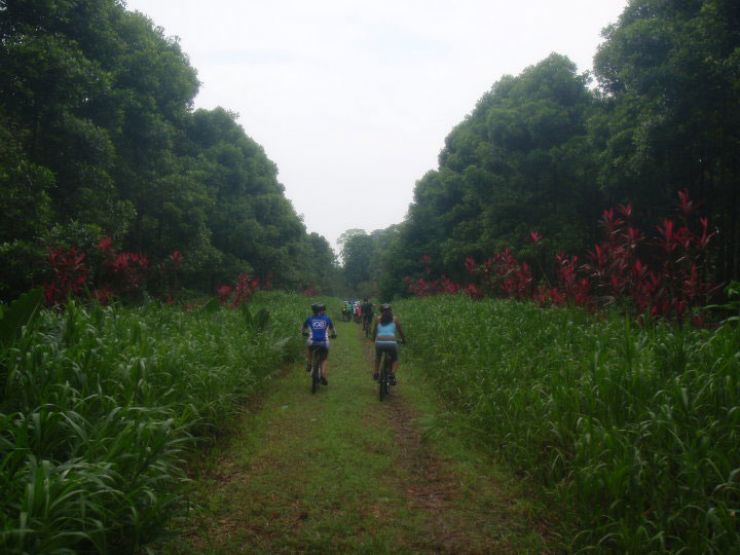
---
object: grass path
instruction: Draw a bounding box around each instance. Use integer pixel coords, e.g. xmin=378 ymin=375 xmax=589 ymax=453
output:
xmin=165 ymin=321 xmax=550 ymax=554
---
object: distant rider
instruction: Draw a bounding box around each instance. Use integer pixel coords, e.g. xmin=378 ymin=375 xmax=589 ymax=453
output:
xmin=360 ymin=297 xmax=374 ymax=333
xmin=371 ymin=303 xmax=406 ymax=384
xmin=302 ymin=303 xmax=337 ymax=386
xmin=342 ymin=299 xmax=353 ymax=321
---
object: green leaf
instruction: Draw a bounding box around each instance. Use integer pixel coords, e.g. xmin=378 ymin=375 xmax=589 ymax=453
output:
xmin=241 ymin=305 xmax=253 ymax=328
xmin=0 ymin=288 xmax=43 ymax=347
xmin=255 ymin=308 xmax=270 ymax=332
xmin=201 ymin=298 xmax=220 ymax=314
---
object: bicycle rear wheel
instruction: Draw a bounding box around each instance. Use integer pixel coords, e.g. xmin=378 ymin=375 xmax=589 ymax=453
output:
xmin=311 ymin=350 xmax=320 ymax=394
xmin=378 ymin=352 xmax=388 ymax=401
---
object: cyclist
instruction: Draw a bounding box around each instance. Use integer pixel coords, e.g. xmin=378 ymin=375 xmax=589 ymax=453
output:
xmin=371 ymin=303 xmax=406 ymax=384
xmin=360 ymin=297 xmax=374 ymax=334
xmin=301 ymin=303 xmax=337 ymax=386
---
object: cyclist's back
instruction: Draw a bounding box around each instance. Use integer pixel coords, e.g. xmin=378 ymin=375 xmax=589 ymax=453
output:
xmin=361 ymin=298 xmax=373 ymax=323
xmin=371 ymin=303 xmax=406 ymax=383
xmin=301 ymin=303 xmax=336 ymax=386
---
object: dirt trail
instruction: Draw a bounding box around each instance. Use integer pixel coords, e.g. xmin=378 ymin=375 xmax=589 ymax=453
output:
xmin=165 ymin=321 xmax=549 ymax=554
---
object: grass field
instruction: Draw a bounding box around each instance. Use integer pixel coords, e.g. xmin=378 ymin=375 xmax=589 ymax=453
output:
xmin=1 ymin=292 xmax=736 ymax=553
xmin=396 ymin=295 xmax=739 ymax=553
xmin=0 ymin=292 xmax=316 ymax=553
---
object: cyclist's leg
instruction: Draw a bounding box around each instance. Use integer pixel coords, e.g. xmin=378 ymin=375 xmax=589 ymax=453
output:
xmin=389 ymin=345 xmax=399 ymax=374
xmin=373 ymin=345 xmax=381 ymax=379
xmin=318 ymin=346 xmax=329 ymax=384
xmin=320 ymin=347 xmax=328 ymax=376
xmin=305 ymin=341 xmax=313 ymax=371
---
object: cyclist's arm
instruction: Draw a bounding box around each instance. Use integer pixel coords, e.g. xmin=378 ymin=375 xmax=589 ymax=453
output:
xmin=371 ymin=318 xmax=378 ymax=341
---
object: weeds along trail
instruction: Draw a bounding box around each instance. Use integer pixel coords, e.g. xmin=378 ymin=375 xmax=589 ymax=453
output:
xmin=395 ymin=295 xmax=739 ymax=554
xmin=0 ymin=292 xmax=311 ymax=554
xmin=165 ymin=319 xmax=548 ymax=554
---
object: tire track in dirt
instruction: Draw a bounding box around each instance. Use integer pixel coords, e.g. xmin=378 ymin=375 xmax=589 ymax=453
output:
xmin=360 ymin=331 xmax=543 ymax=554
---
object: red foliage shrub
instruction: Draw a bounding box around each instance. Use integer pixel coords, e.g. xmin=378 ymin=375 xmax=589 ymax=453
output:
xmin=217 ymin=285 xmax=234 ymax=304
xmin=44 ymin=247 xmax=89 ymax=306
xmin=405 ymin=190 xmax=720 ymax=323
xmin=233 ymin=273 xmax=259 ymax=307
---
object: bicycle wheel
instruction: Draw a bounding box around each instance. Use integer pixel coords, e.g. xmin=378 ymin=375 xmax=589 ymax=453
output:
xmin=378 ymin=352 xmax=388 ymax=401
xmin=311 ymin=350 xmax=320 ymax=394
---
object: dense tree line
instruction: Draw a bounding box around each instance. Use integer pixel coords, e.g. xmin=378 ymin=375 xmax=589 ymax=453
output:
xmin=338 ymin=226 xmax=399 ymax=297
xmin=343 ymin=0 xmax=738 ymax=299
xmin=0 ymin=0 xmax=341 ymax=301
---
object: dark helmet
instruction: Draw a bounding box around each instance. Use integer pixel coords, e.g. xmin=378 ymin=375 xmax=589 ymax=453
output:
xmin=311 ymin=302 xmax=325 ymax=314
xmin=380 ymin=303 xmax=391 ymax=311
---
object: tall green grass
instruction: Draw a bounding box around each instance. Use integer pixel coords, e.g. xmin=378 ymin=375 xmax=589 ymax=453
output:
xmin=0 ymin=291 xmax=310 ymax=553
xmin=397 ymin=296 xmax=738 ymax=553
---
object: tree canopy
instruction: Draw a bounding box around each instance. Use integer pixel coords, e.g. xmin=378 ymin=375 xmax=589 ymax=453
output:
xmin=0 ymin=0 xmax=340 ymax=299
xmin=343 ymin=1 xmax=738 ymax=299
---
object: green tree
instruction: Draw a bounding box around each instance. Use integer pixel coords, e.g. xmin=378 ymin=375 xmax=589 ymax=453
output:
xmin=342 ymin=232 xmax=374 ymax=293
xmin=0 ymin=112 xmax=54 ymax=298
xmin=386 ymin=54 xmax=601 ymax=293
xmin=594 ymin=0 xmax=740 ymax=280
xmin=0 ymin=1 xmax=336 ymax=299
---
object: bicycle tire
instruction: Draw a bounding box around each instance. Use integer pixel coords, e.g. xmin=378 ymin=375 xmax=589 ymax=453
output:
xmin=379 ymin=352 xmax=389 ymax=401
xmin=311 ymin=350 xmax=320 ymax=394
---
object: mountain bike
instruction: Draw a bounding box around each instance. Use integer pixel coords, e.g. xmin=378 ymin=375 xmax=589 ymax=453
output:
xmin=377 ymin=341 xmax=404 ymax=401
xmin=303 ymin=332 xmax=327 ymax=394
xmin=378 ymin=350 xmax=393 ymax=401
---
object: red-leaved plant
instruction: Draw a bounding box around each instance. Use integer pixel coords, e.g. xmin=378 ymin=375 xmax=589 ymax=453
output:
xmin=44 ymin=247 xmax=90 ymax=306
xmin=216 ymin=273 xmax=260 ymax=307
xmin=405 ymin=190 xmax=719 ymax=322
xmin=404 ymin=256 xmax=461 ymax=297
xmin=44 ymin=237 xmax=164 ymax=306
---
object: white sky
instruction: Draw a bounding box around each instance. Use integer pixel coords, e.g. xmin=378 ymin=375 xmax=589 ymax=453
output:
xmin=124 ymin=0 xmax=627 ymax=254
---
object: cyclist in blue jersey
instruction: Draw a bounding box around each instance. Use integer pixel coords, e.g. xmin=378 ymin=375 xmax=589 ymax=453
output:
xmin=371 ymin=303 xmax=406 ymax=384
xmin=301 ymin=303 xmax=337 ymax=386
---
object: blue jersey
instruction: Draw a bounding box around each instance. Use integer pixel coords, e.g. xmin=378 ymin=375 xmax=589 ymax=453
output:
xmin=304 ymin=314 xmax=334 ymax=343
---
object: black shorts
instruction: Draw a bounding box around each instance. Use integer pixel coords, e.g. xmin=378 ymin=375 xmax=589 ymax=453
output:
xmin=308 ymin=343 xmax=328 ymax=359
xmin=375 ymin=343 xmax=398 ymax=363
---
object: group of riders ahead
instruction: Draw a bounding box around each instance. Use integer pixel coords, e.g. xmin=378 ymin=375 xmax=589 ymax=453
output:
xmin=301 ymin=299 xmax=406 ymax=389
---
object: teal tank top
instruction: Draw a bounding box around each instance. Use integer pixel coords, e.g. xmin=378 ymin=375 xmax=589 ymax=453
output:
xmin=375 ymin=321 xmax=397 ymax=346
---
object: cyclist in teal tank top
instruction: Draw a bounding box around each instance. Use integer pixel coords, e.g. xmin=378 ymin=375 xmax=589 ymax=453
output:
xmin=371 ymin=303 xmax=407 ymax=384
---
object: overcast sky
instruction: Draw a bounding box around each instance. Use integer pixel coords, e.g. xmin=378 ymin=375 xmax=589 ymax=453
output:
xmin=125 ymin=0 xmax=627 ymax=254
